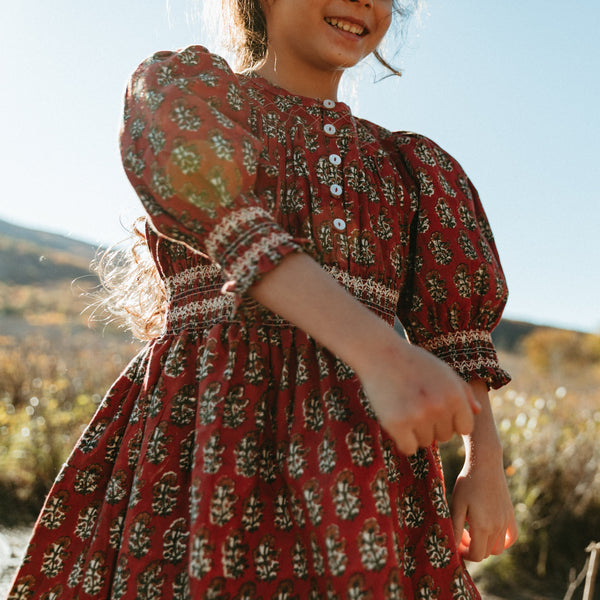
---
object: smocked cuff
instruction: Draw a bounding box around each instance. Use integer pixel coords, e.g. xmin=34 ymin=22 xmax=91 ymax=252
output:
xmin=417 ymin=330 xmax=511 ymax=390
xmin=206 ymin=203 xmax=303 ymax=296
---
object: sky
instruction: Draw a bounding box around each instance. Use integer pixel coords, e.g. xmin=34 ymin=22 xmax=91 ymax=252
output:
xmin=1 ymin=0 xmax=599 ymax=332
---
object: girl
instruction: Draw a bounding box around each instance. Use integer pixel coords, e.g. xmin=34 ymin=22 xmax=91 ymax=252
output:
xmin=8 ymin=0 xmax=517 ymax=598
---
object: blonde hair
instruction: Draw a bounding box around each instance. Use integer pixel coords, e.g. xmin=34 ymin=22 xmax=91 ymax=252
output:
xmin=91 ymin=219 xmax=166 ymax=341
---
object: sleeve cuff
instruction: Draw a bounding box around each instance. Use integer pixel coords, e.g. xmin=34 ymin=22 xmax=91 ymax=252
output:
xmin=206 ymin=201 xmax=304 ymax=296
xmin=414 ymin=330 xmax=511 ymax=390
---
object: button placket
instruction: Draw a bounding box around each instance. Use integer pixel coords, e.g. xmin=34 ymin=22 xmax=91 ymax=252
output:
xmin=321 ymin=102 xmax=349 ymax=243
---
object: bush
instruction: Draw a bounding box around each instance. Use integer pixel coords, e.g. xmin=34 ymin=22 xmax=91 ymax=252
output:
xmin=0 ymin=333 xmax=139 ymax=524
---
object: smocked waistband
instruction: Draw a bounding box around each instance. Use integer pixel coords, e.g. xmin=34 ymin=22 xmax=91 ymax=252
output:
xmin=163 ymin=264 xmax=399 ymax=333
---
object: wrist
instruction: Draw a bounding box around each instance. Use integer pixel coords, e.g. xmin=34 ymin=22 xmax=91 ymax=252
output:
xmin=463 ymin=431 xmax=503 ymax=468
xmin=348 ymin=324 xmax=410 ymax=378
xmin=462 ymin=380 xmax=504 ymax=466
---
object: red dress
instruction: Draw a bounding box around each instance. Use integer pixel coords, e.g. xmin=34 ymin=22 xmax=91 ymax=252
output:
xmin=8 ymin=46 xmax=510 ymax=600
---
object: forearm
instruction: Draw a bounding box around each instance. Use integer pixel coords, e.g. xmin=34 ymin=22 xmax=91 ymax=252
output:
xmin=248 ymin=252 xmax=406 ymax=374
xmin=464 ymin=380 xmax=503 ymax=464
xmin=249 ymin=251 xmax=480 ymax=456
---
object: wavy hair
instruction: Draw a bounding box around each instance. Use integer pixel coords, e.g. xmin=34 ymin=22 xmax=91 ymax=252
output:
xmin=90 ymin=219 xmax=166 ymax=341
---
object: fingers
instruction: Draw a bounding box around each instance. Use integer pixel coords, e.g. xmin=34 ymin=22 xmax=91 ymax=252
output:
xmin=452 ymin=403 xmax=475 ymax=437
xmin=465 ymin=384 xmax=482 ymax=415
xmin=490 ymin=530 xmax=507 ymax=555
xmin=393 ymin=428 xmax=419 ymax=456
xmin=433 ymin=419 xmax=454 ymax=444
xmin=394 ymin=397 xmax=473 ymax=454
xmin=414 ymin=383 xmax=478 ymax=447
xmin=457 ymin=528 xmax=471 ymax=557
xmin=459 ymin=518 xmax=518 ymax=561
xmin=459 ymin=524 xmax=491 ymax=562
xmin=504 ymin=517 xmax=518 ymax=549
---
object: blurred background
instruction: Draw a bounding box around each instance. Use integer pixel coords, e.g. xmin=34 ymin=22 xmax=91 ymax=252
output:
xmin=1 ymin=1 xmax=599 ymax=598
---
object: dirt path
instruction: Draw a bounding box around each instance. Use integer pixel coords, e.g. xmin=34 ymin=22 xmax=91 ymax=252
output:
xmin=0 ymin=528 xmax=32 ymax=597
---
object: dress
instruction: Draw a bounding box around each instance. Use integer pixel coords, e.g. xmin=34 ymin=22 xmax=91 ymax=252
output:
xmin=8 ymin=46 xmax=510 ymax=600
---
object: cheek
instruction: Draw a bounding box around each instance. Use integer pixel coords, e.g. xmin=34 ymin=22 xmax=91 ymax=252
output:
xmin=372 ymin=8 xmax=393 ymax=45
xmin=379 ymin=14 xmax=393 ymax=38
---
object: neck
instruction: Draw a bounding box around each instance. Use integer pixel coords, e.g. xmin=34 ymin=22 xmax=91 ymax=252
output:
xmin=255 ymin=50 xmax=344 ymax=100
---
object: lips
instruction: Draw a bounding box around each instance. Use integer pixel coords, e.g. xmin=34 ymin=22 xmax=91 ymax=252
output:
xmin=324 ymin=17 xmax=368 ymax=37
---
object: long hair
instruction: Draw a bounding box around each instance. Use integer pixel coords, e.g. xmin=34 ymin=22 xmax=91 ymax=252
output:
xmin=91 ymin=219 xmax=166 ymax=341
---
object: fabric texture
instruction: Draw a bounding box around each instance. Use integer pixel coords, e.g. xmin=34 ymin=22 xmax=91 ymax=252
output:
xmin=8 ymin=46 xmax=510 ymax=600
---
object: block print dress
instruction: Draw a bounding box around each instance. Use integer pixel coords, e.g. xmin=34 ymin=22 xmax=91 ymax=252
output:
xmin=8 ymin=46 xmax=511 ymax=600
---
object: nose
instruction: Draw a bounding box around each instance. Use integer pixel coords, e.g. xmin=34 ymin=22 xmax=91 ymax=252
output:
xmin=348 ymin=0 xmax=372 ymax=7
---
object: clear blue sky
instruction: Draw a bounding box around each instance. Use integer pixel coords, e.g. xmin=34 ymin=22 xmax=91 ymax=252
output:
xmin=1 ymin=1 xmax=599 ymax=332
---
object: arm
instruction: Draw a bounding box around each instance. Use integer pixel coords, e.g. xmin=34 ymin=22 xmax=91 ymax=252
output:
xmin=451 ymin=380 xmax=518 ymax=561
xmin=249 ymin=252 xmax=481 ymax=456
xmin=121 ymin=48 xmax=302 ymax=297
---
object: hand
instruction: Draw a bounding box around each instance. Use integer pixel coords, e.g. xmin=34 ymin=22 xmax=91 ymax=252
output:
xmin=451 ymin=455 xmax=518 ymax=561
xmin=450 ymin=382 xmax=518 ymax=561
xmin=359 ymin=342 xmax=481 ymax=456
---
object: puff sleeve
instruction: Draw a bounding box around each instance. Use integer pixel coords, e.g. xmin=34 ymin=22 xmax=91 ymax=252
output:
xmin=395 ymin=134 xmax=511 ymax=389
xmin=119 ymin=46 xmax=302 ymax=295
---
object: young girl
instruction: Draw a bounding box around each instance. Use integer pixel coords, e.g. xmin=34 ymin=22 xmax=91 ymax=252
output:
xmin=8 ymin=0 xmax=517 ymax=598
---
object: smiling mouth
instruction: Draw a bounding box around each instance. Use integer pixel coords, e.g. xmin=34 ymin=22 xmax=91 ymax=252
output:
xmin=324 ymin=17 xmax=367 ymax=37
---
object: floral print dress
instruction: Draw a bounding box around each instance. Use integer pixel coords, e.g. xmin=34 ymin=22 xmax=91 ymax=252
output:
xmin=8 ymin=46 xmax=510 ymax=600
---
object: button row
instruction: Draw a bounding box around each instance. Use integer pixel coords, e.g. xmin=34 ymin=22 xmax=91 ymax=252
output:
xmin=323 ymin=100 xmax=347 ymax=233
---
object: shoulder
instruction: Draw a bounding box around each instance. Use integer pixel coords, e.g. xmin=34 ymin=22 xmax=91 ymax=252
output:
xmin=358 ymin=119 xmax=476 ymax=204
xmin=128 ymin=45 xmax=239 ymax=92
xmin=392 ymin=132 xmax=466 ymax=177
xmin=357 ymin=118 xmax=466 ymax=175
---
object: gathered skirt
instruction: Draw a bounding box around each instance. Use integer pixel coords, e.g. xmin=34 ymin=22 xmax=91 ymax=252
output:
xmin=7 ymin=309 xmax=480 ymax=600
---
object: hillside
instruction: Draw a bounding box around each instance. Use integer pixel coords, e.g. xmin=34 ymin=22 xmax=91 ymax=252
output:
xmin=0 ymin=219 xmax=98 ymax=285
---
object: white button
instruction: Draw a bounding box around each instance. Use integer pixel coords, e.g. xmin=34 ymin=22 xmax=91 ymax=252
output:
xmin=324 ymin=124 xmax=336 ymax=135
xmin=330 ymin=184 xmax=343 ymax=197
xmin=329 ymin=153 xmax=342 ymax=166
xmin=323 ymin=99 xmax=336 ymax=109
xmin=333 ymin=218 xmax=346 ymax=231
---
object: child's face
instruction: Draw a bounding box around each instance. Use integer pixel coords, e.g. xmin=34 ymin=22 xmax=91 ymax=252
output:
xmin=263 ymin=0 xmax=393 ymax=74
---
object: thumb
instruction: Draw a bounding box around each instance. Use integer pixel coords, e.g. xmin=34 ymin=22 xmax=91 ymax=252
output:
xmin=451 ymin=495 xmax=468 ymax=551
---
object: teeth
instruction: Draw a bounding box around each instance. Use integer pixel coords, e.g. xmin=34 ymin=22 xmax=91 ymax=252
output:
xmin=325 ymin=17 xmax=365 ymax=36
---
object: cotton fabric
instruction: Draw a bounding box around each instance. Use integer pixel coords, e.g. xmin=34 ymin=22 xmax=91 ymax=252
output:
xmin=8 ymin=46 xmax=510 ymax=600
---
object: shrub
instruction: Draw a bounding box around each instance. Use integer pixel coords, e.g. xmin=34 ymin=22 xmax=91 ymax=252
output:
xmin=0 ymin=333 xmax=139 ymax=523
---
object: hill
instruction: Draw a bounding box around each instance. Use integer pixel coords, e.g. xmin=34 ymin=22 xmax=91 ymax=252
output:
xmin=0 ymin=219 xmax=100 ymax=285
